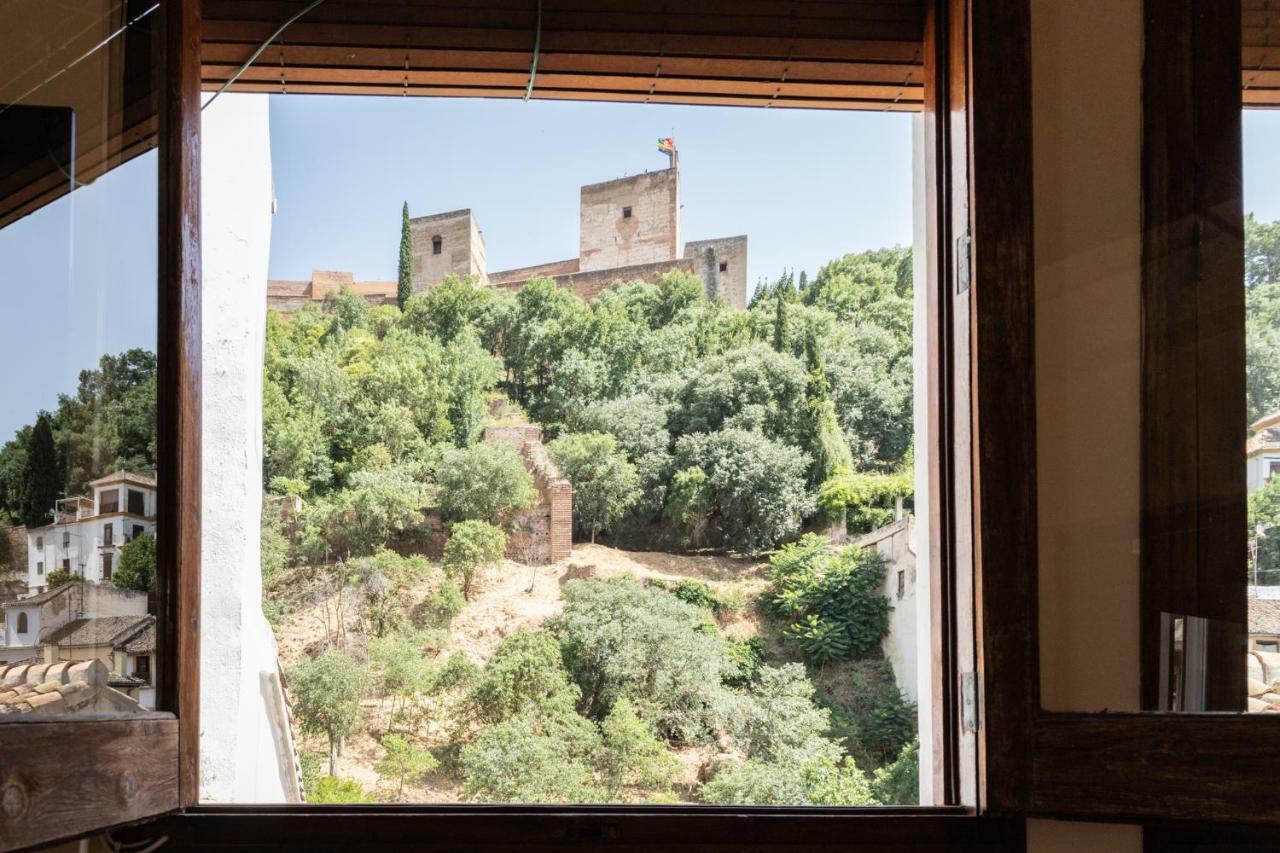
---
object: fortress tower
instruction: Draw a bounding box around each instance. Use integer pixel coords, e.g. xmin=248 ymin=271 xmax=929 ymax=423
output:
xmin=408 ymin=208 xmax=488 ymax=291
xmin=578 ymin=168 xmax=680 ymax=272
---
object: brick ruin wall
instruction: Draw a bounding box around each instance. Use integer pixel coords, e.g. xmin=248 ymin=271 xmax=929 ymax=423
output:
xmin=484 ymin=425 xmax=573 ymax=564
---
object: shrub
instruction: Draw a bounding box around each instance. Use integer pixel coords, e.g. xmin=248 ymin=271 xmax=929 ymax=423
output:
xmin=112 ymin=533 xmax=156 ymax=592
xmin=436 ymin=443 xmax=536 ymax=523
xmin=375 ymin=733 xmax=439 ymax=799
xmin=598 ymin=697 xmax=679 ymax=799
xmin=723 ymin=636 xmax=765 ymax=689
xmin=767 ymin=534 xmax=890 ymax=665
xmin=547 ymin=432 xmax=641 ymax=543
xmin=553 ymin=578 xmax=733 ymax=743
xmin=699 ymin=746 xmax=875 ymax=806
xmin=870 ymin=738 xmax=919 ymax=805
xmin=422 ymin=577 xmax=465 ymax=627
xmin=727 ymin=664 xmax=833 ymax=761
xmin=817 ymin=470 xmax=913 ymax=535
xmin=466 ymin=631 xmax=580 ymax=724
xmin=443 ymin=520 xmax=507 ymax=599
xmin=45 ymin=569 xmax=76 ymax=589
xmin=308 ymin=776 xmax=374 ymax=804
xmin=261 ymin=511 xmax=292 ymax=584
xmin=672 ymin=429 xmax=814 ymax=555
xmin=459 ymin=708 xmax=604 ymax=803
xmin=430 ymin=651 xmax=480 ymax=693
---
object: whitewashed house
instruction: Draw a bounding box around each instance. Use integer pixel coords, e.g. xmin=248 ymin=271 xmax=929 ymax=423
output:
xmin=1248 ymin=411 xmax=1280 ymax=495
xmin=25 ymin=471 xmax=156 ymax=594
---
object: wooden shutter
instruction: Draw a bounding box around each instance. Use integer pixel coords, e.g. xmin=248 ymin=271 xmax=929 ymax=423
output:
xmin=200 ymin=0 xmax=926 ymax=110
xmin=1245 ymin=0 xmax=1279 ymax=107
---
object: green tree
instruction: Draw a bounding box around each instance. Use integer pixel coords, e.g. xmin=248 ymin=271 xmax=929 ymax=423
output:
xmin=553 ymin=578 xmax=733 ymax=743
xmin=112 ymin=533 xmax=156 ymax=592
xmin=458 ymin=708 xmax=604 ymax=803
xmin=727 ymin=664 xmax=833 ymax=761
xmin=375 ymin=733 xmax=438 ymax=799
xmin=1250 ymin=474 xmax=1280 ymax=584
xmin=547 ymin=432 xmax=641 ymax=543
xmin=466 ymin=630 xmax=581 ymax=724
xmin=436 ymin=443 xmax=536 ymax=523
xmin=21 ymin=413 xmax=59 ymax=527
xmin=397 ymin=201 xmax=413 ymax=309
xmin=672 ymin=429 xmax=814 ymax=555
xmin=288 ymin=650 xmax=369 ymax=775
xmin=442 ymin=519 xmax=507 ymax=600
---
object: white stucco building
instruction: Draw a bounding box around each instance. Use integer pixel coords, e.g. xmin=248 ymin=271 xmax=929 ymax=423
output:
xmin=24 ymin=471 xmax=156 ymax=594
xmin=1248 ymin=411 xmax=1280 ymax=495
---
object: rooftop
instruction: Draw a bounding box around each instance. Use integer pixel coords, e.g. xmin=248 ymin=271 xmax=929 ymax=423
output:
xmin=1250 ymin=598 xmax=1280 ymax=636
xmin=0 ymin=659 xmax=143 ymax=715
xmin=2 ymin=581 xmax=76 ymax=609
xmin=88 ymin=470 xmax=157 ymax=489
xmin=44 ymin=614 xmax=153 ymax=648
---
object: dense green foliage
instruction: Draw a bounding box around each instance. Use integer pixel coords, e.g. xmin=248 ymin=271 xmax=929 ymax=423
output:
xmin=871 ymin=738 xmax=920 ymax=805
xmin=1251 ymin=474 xmax=1280 ymax=583
xmin=547 ymin=432 xmax=641 ymax=542
xmin=553 ymin=578 xmax=734 ymax=743
xmin=0 ymin=350 xmax=157 ymax=525
xmin=436 ymin=443 xmax=536 ymax=523
xmin=375 ymin=733 xmax=439 ymax=798
xmin=767 ymin=535 xmax=891 ymax=664
xmin=112 ymin=533 xmax=156 ymax=592
xmin=1247 ymin=215 xmax=1280 ymax=423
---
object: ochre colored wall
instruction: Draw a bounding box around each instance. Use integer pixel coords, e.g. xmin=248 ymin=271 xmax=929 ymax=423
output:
xmin=1029 ymin=0 xmax=1143 ymax=847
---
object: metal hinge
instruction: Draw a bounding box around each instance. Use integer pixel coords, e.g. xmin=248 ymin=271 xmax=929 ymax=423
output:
xmin=961 ymin=671 xmax=980 ymax=733
xmin=956 ymin=231 xmax=972 ymax=294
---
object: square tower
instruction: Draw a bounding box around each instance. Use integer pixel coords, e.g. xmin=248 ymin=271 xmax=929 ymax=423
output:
xmin=578 ymin=168 xmax=679 ymax=272
xmin=409 ymin=209 xmax=488 ymax=290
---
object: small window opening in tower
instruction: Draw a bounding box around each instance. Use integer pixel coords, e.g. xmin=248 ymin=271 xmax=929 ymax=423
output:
xmin=432 ymin=235 xmax=442 ymax=254
xmin=719 ymin=261 xmax=728 ymax=272
xmin=622 ymin=206 xmax=632 ymax=219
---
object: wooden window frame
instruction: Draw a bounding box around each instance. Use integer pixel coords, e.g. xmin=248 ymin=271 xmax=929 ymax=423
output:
xmin=0 ymin=1 xmax=200 ymax=851
xmin=978 ymin=0 xmax=1280 ymax=832
xmin=4 ymin=0 xmax=1061 ymax=848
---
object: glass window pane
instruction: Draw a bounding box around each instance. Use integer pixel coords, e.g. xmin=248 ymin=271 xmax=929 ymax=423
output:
xmin=199 ymin=93 xmax=934 ymax=805
xmin=0 ymin=0 xmax=160 ymax=716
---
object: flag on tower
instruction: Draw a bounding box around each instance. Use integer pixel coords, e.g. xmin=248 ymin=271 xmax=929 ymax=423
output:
xmin=658 ymin=137 xmax=676 ymax=157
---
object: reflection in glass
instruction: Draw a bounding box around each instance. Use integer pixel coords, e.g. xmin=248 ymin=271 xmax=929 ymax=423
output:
xmin=0 ymin=0 xmax=159 ymax=716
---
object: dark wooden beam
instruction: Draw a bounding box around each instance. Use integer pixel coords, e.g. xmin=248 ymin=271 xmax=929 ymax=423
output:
xmin=156 ymin=0 xmax=203 ymax=808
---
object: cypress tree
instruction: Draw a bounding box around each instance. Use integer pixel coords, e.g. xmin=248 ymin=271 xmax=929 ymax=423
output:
xmin=773 ymin=292 xmax=789 ymax=352
xmin=397 ymin=201 xmax=413 ymax=309
xmin=21 ymin=413 xmax=59 ymax=527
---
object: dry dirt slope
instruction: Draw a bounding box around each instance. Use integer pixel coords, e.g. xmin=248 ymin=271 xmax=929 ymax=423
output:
xmin=272 ymin=544 xmax=768 ymax=802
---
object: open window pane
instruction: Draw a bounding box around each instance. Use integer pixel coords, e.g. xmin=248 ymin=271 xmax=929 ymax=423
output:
xmin=198 ymin=93 xmax=940 ymax=806
xmin=0 ymin=0 xmax=162 ymax=717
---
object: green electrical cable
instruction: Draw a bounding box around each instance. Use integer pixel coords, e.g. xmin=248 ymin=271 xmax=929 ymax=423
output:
xmin=203 ymin=0 xmax=327 ymax=111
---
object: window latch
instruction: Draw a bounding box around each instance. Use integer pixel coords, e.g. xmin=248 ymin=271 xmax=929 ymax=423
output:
xmin=961 ymin=670 xmax=980 ymax=733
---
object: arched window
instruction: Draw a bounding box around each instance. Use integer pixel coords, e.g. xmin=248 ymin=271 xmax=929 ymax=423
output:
xmin=16 ymin=612 xmax=28 ymax=634
xmin=432 ymin=235 xmax=442 ymax=255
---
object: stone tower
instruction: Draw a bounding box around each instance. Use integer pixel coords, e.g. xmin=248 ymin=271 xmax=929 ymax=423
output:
xmin=409 ymin=208 xmax=488 ymax=291
xmin=578 ymin=167 xmax=680 ymax=272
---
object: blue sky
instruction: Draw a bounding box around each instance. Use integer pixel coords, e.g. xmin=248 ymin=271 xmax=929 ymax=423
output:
xmin=2 ymin=100 xmax=1280 ymax=443
xmin=265 ymin=96 xmax=915 ymax=285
